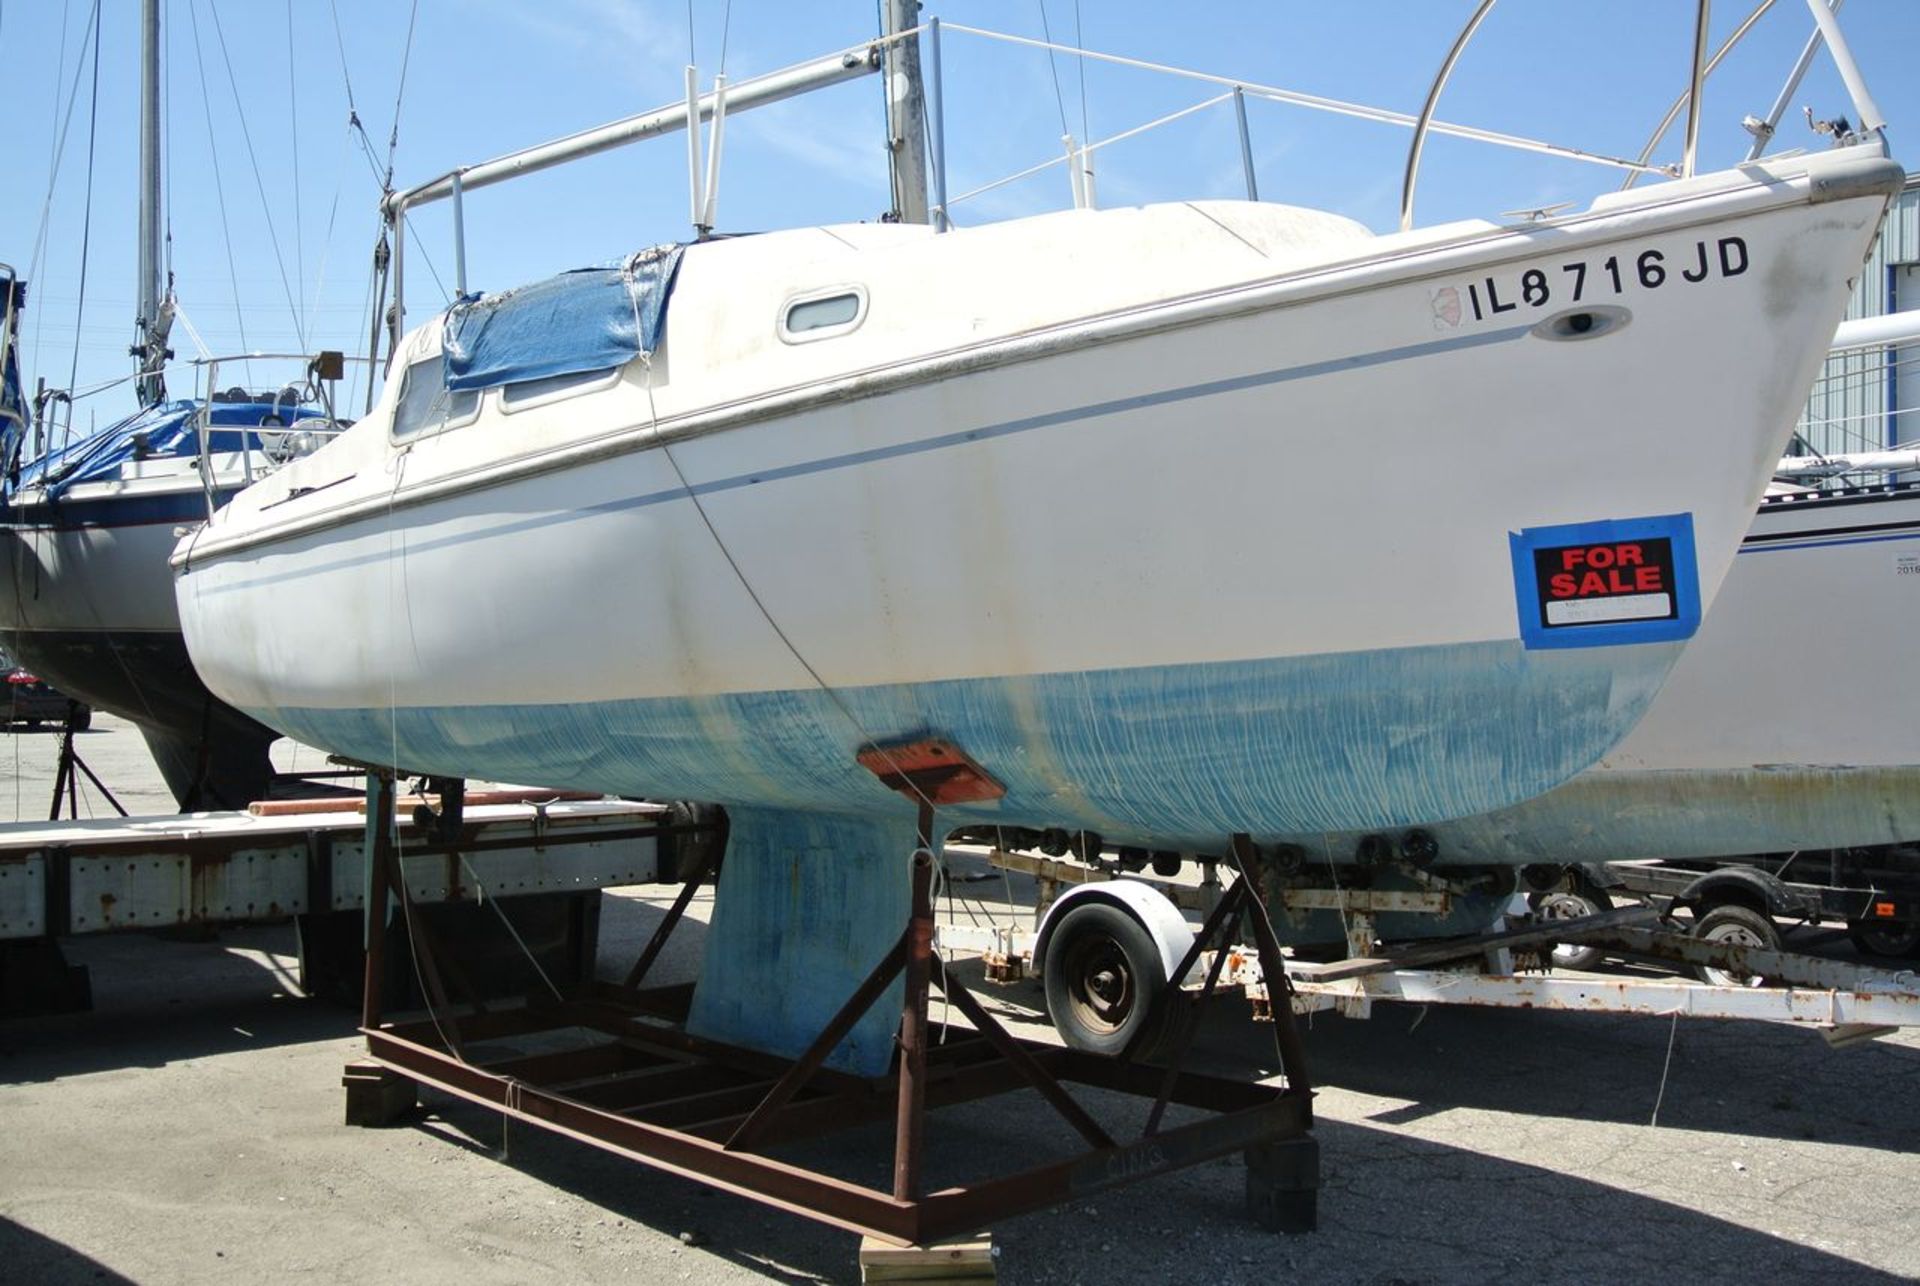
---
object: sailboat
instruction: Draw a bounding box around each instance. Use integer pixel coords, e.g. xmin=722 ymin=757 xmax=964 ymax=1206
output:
xmin=172 ymin=39 xmax=1903 ymax=852
xmin=0 ymin=1 xmax=343 ymax=808
xmin=171 ymin=12 xmax=1903 ymax=1073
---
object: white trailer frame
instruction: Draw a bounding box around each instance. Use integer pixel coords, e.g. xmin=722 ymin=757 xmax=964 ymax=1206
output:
xmin=937 ymin=848 xmax=1920 ymax=1045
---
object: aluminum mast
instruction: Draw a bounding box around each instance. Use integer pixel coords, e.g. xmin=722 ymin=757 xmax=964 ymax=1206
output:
xmin=134 ymin=0 xmax=171 ymax=405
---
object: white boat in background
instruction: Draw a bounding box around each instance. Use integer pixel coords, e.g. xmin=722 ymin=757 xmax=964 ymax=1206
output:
xmin=1304 ymin=476 xmax=1920 ymax=871
xmin=1281 ymin=310 xmax=1920 ymax=877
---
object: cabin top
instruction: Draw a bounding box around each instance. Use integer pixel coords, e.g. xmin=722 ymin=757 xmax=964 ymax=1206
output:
xmin=257 ymin=196 xmax=1492 ymax=519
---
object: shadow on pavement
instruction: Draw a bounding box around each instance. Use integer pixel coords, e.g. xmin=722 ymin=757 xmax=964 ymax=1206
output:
xmin=0 ymin=1216 xmax=138 ymax=1285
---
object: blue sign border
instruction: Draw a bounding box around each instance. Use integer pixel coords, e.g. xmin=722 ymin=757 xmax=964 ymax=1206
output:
xmin=1509 ymin=512 xmax=1700 ymax=650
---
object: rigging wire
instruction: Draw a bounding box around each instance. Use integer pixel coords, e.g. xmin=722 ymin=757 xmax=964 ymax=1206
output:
xmin=63 ymin=0 xmax=103 ymax=442
xmin=28 ymin=0 xmax=98 ymax=384
xmin=287 ymin=0 xmax=307 ymax=338
xmin=205 ymin=0 xmax=307 ymax=352
xmin=29 ymin=0 xmax=79 ymax=282
xmin=636 ymin=346 xmax=942 ymax=829
xmin=1034 ymin=0 xmax=1073 ymax=137
xmin=1072 ymin=0 xmax=1089 ymax=146
xmin=384 ymin=0 xmax=422 ymax=184
xmin=305 ymin=124 xmax=354 ymax=365
xmin=330 ymin=0 xmax=386 ymax=185
xmin=405 ymin=221 xmax=452 ymax=306
xmin=186 ymin=0 xmax=253 ymax=381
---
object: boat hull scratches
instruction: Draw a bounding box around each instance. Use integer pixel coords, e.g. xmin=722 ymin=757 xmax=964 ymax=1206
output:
xmin=246 ymin=635 xmax=1678 ymax=854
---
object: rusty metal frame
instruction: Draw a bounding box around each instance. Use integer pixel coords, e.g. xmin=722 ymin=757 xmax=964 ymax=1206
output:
xmin=357 ymin=791 xmax=1316 ymax=1244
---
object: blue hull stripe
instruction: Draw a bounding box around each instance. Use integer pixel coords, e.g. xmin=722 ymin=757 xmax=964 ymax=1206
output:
xmin=1738 ymin=529 xmax=1920 ymax=554
xmin=193 ymin=323 xmax=1533 ymax=594
xmin=4 ymin=488 xmax=233 ymax=530
xmin=254 ymin=635 xmax=1678 ymax=851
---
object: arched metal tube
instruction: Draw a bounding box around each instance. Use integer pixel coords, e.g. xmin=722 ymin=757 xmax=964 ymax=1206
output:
xmin=1622 ymin=0 xmax=1776 ymax=190
xmin=1681 ymin=0 xmax=1713 ymax=178
xmin=1399 ymin=0 xmax=1498 ymax=233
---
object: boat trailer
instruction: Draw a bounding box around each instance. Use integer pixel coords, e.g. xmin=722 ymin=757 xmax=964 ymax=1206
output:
xmin=1260 ymin=906 xmax=1920 ymax=1045
xmin=949 ymin=847 xmax=1920 ymax=1047
xmin=346 ymin=767 xmax=1321 ymax=1247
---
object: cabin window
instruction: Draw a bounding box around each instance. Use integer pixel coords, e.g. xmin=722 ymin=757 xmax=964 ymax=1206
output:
xmin=780 ymin=288 xmax=866 ymax=343
xmin=390 ymin=358 xmax=480 ymax=442
xmin=499 ymin=366 xmax=619 ymax=412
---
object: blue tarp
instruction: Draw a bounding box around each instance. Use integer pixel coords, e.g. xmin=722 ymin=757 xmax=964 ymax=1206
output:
xmin=442 ymin=243 xmax=684 ymax=392
xmin=6 ymin=399 xmax=321 ymax=501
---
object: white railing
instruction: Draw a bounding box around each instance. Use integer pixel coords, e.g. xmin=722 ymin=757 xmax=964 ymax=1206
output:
xmin=189 ymin=351 xmax=371 ymax=515
xmin=376 ymin=8 xmax=1889 ymax=371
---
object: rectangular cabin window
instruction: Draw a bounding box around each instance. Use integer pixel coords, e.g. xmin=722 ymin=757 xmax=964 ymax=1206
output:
xmin=390 ymin=357 xmax=480 ymax=442
xmin=499 ymin=367 xmax=619 ymax=412
xmin=780 ymin=288 xmax=866 ymax=343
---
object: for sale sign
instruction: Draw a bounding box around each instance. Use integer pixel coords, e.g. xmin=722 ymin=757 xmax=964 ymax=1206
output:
xmin=1510 ymin=515 xmax=1699 ymax=649
xmin=1533 ymin=537 xmax=1677 ymax=626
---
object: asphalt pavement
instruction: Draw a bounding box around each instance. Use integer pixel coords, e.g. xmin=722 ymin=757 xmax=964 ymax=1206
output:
xmin=2 ymin=716 xmax=1916 ymax=1283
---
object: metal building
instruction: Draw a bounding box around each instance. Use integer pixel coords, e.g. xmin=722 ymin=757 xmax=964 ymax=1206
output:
xmin=1798 ymin=172 xmax=1920 ymax=458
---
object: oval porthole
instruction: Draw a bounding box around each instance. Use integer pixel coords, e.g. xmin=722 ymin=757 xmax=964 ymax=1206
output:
xmin=780 ymin=288 xmax=867 ymax=342
xmin=1532 ymin=304 xmax=1630 ymax=342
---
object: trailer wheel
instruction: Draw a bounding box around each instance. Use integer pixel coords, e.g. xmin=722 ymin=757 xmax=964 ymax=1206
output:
xmin=1043 ymin=901 xmax=1180 ymax=1059
xmin=1532 ymin=888 xmax=1608 ymax=971
xmin=1846 ymin=919 xmax=1920 ymax=959
xmin=1692 ymin=905 xmax=1779 ymax=987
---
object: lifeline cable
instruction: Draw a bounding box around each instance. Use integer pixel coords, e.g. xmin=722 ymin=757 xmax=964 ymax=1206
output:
xmin=633 ymin=354 xmax=940 ymax=819
xmin=381 ymin=445 xmax=458 ymax=1059
xmin=636 ymin=347 xmax=960 ymax=1031
xmin=459 ymin=852 xmax=566 ymax=1003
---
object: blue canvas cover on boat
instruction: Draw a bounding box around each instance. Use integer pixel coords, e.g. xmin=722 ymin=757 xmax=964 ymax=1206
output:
xmin=6 ymin=399 xmax=321 ymax=501
xmin=442 ymin=243 xmax=685 ymax=392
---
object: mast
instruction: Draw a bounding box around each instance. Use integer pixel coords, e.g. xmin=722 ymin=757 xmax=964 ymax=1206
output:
xmin=882 ymin=0 xmax=931 ymax=224
xmin=134 ymin=0 xmax=170 ymax=405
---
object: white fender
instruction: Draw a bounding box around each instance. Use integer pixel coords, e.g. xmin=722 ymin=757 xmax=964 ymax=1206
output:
xmin=1032 ymin=879 xmax=1197 ymax=984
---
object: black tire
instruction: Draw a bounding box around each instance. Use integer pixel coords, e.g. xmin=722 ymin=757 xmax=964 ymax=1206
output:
xmin=1531 ymin=887 xmax=1608 ymax=971
xmin=1692 ymin=904 xmax=1780 ymax=987
xmin=1847 ymin=919 xmax=1920 ymax=959
xmin=1043 ymin=901 xmax=1178 ymax=1059
xmin=68 ymin=706 xmax=90 ymax=732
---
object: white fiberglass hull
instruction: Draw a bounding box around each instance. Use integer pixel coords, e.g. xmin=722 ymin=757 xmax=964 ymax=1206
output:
xmin=174 ymin=150 xmax=1903 ymax=854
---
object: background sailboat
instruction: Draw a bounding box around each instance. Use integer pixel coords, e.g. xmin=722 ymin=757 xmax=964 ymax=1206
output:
xmin=0 ymin=0 xmax=389 ymax=808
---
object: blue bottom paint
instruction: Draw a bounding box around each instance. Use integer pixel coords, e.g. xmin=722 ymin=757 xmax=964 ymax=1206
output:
xmin=257 ymin=636 xmax=1680 ymax=851
xmin=686 ymin=808 xmax=915 ymax=1076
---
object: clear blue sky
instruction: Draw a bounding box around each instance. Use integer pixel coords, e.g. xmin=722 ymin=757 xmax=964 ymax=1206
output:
xmin=4 ymin=1 xmax=1917 ymax=423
